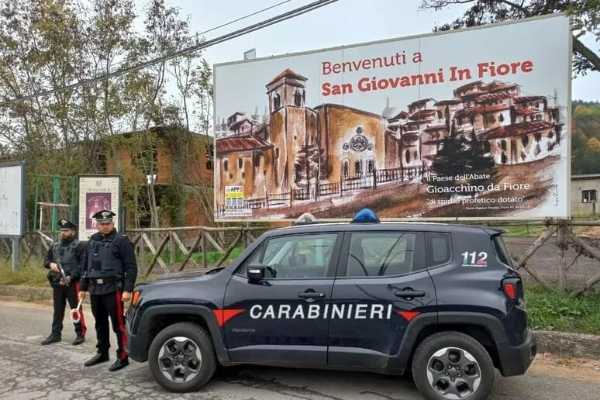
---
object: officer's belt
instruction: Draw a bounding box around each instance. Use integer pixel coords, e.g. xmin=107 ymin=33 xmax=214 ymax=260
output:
xmin=91 ymin=277 xmax=118 ymax=285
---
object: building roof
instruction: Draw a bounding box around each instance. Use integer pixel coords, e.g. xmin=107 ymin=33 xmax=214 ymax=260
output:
xmin=455 ymin=104 xmax=510 ymax=119
xmin=475 ymin=92 xmax=512 ymax=103
xmin=435 ymin=99 xmax=462 ymax=106
xmin=388 ymin=110 xmax=409 ymax=121
xmin=481 ymin=121 xmax=553 ymax=140
xmin=216 ymin=135 xmax=272 ymax=155
xmin=514 ymin=96 xmax=545 ymax=103
xmin=408 ymin=98 xmax=435 ymax=109
xmin=454 ymin=80 xmax=483 ymax=93
xmin=266 ymin=68 xmax=308 ymax=86
xmin=408 ymin=109 xmax=436 ymax=121
xmin=229 ymin=118 xmax=255 ymax=131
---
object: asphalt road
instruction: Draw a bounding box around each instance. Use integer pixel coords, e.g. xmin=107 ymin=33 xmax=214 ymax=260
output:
xmin=1 ymin=300 xmax=600 ymax=400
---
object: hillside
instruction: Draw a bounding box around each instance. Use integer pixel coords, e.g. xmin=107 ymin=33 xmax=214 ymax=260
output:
xmin=573 ymin=100 xmax=600 ymax=175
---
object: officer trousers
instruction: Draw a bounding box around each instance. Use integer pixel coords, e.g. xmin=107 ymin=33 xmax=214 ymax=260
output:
xmin=90 ymin=289 xmax=128 ymax=360
xmin=51 ymin=281 xmax=87 ymax=337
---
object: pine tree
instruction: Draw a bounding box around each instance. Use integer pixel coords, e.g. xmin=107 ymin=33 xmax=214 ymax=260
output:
xmin=464 ymin=134 xmax=497 ymax=189
xmin=429 ymin=135 xmax=470 ymax=196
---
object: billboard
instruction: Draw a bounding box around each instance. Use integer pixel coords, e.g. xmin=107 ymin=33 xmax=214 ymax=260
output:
xmin=78 ymin=175 xmax=121 ymax=241
xmin=0 ymin=161 xmax=25 ymax=237
xmin=213 ymin=15 xmax=571 ymax=221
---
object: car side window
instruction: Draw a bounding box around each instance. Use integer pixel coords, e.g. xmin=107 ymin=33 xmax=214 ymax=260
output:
xmin=346 ymin=232 xmax=418 ymax=277
xmin=240 ymin=233 xmax=338 ymax=279
xmin=430 ymin=233 xmax=451 ymax=266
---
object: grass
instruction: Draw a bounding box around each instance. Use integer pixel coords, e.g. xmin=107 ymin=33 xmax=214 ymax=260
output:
xmin=526 ymin=284 xmax=600 ymax=335
xmin=0 ymin=258 xmax=48 ymax=287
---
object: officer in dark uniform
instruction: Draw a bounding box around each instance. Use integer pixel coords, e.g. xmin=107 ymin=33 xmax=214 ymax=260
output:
xmin=79 ymin=210 xmax=137 ymax=371
xmin=41 ymin=219 xmax=87 ymax=345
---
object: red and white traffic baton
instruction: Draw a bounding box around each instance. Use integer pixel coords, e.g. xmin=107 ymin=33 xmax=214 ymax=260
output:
xmin=70 ymin=300 xmax=83 ymax=323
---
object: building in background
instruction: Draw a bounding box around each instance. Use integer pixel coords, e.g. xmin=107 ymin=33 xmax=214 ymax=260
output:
xmin=571 ymin=174 xmax=600 ymax=217
xmin=103 ymin=126 xmax=214 ymax=228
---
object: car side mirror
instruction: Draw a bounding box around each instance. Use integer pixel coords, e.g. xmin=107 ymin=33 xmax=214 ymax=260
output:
xmin=247 ymin=265 xmax=265 ymax=284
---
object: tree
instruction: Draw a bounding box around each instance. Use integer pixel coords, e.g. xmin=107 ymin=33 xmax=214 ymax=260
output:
xmin=429 ymin=133 xmax=497 ymax=196
xmin=463 ymin=133 xmax=497 ymax=188
xmin=421 ymin=0 xmax=600 ymax=75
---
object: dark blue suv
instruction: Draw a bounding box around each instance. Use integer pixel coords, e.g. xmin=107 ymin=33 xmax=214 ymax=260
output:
xmin=127 ymin=216 xmax=536 ymax=400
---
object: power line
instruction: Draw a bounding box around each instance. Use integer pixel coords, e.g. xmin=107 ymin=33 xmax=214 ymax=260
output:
xmin=106 ymin=0 xmax=294 ymax=74
xmin=1 ymin=0 xmax=337 ymax=107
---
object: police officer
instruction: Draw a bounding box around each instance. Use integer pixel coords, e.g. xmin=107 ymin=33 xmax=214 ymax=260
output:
xmin=41 ymin=219 xmax=87 ymax=346
xmin=79 ymin=210 xmax=137 ymax=372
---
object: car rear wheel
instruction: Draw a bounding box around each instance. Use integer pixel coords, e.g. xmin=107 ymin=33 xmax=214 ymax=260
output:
xmin=411 ymin=332 xmax=495 ymax=400
xmin=148 ymin=322 xmax=216 ymax=392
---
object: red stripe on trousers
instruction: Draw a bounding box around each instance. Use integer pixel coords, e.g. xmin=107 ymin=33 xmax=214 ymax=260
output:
xmin=115 ymin=290 xmax=128 ymax=360
xmin=73 ymin=281 xmax=87 ymax=335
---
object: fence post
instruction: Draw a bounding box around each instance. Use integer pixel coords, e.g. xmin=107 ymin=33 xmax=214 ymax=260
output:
xmin=557 ymin=220 xmax=568 ymax=291
xmin=373 ymin=168 xmax=377 ymax=189
xmin=340 ymin=173 xmax=344 ymax=197
xmin=11 ymin=238 xmax=21 ymax=272
xmin=169 ymin=231 xmax=175 ymax=266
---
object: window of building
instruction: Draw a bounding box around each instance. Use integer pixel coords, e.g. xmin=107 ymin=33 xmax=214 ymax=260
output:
xmin=294 ymin=90 xmax=303 ymax=107
xmin=223 ymin=159 xmax=228 ymax=171
xmin=499 ymin=114 xmax=504 ymax=123
xmin=346 ymin=232 xmax=420 ymax=277
xmin=343 ymin=160 xmax=349 ymax=178
xmin=275 ymin=147 xmax=279 ymax=159
xmin=238 ymin=158 xmax=243 ymax=169
xmin=522 ymin=135 xmax=529 ymax=147
xmin=206 ymin=160 xmax=213 ymax=170
xmin=405 ymin=150 xmax=411 ymax=164
xmin=354 ymin=160 xmax=362 ymax=176
xmin=273 ymin=93 xmax=281 ymax=110
xmin=583 ymin=190 xmax=597 ymax=203
xmin=367 ymin=159 xmax=374 ymax=174
xmin=253 ymin=154 xmax=260 ymax=168
xmin=500 ymin=140 xmax=507 ymax=151
xmin=237 ymin=233 xmax=338 ymax=279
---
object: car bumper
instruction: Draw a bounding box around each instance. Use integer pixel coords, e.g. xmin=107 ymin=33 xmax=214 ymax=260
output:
xmin=498 ymin=329 xmax=537 ymax=376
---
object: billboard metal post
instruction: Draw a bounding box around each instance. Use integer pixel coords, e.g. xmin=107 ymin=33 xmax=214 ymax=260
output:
xmin=11 ymin=238 xmax=20 ymax=272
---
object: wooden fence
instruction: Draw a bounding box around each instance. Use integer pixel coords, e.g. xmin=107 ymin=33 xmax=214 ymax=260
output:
xmin=2 ymin=219 xmax=600 ymax=295
xmin=0 ymin=226 xmax=268 ymax=279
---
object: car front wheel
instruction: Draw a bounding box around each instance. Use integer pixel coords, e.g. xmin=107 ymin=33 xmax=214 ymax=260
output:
xmin=148 ymin=322 xmax=217 ymax=392
xmin=411 ymin=331 xmax=495 ymax=400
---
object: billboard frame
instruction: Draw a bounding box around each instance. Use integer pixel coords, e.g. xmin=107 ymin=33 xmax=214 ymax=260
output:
xmin=0 ymin=160 xmax=26 ymax=238
xmin=212 ymin=13 xmax=572 ymax=222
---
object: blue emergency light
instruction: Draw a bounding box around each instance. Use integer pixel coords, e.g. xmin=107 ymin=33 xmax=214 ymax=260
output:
xmin=352 ymin=208 xmax=380 ymax=223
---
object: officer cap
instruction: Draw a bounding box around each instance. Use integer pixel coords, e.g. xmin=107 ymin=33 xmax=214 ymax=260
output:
xmin=58 ymin=219 xmax=77 ymax=230
xmin=92 ymin=209 xmax=116 ymax=223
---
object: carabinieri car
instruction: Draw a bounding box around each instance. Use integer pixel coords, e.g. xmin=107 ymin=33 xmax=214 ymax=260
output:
xmin=126 ymin=210 xmax=536 ymax=400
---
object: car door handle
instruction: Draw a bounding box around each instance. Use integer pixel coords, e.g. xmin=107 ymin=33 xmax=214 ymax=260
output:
xmin=298 ymin=291 xmax=325 ymax=299
xmin=394 ymin=289 xmax=426 ymax=299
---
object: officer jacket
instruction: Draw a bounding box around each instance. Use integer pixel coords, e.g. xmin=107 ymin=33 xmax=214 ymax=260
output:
xmin=80 ymin=229 xmax=137 ymax=293
xmin=44 ymin=238 xmax=85 ymax=286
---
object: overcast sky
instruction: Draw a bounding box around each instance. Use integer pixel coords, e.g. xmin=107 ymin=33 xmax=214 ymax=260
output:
xmin=163 ymin=0 xmax=598 ymax=102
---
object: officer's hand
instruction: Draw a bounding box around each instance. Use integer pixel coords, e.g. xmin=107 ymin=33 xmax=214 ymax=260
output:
xmin=64 ymin=276 xmax=72 ymax=286
xmin=122 ymin=291 xmax=131 ymax=302
xmin=78 ymin=291 xmax=87 ymax=302
xmin=49 ymin=263 xmax=60 ymax=273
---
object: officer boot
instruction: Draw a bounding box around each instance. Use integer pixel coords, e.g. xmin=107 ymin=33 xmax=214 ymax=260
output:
xmin=41 ymin=334 xmax=61 ymax=345
xmin=84 ymin=352 xmax=109 ymax=367
xmin=72 ymin=335 xmax=85 ymax=345
xmin=108 ymin=357 xmax=129 ymax=372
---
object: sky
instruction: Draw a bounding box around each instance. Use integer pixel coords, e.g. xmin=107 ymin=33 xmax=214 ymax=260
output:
xmin=162 ymin=0 xmax=599 ymax=102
